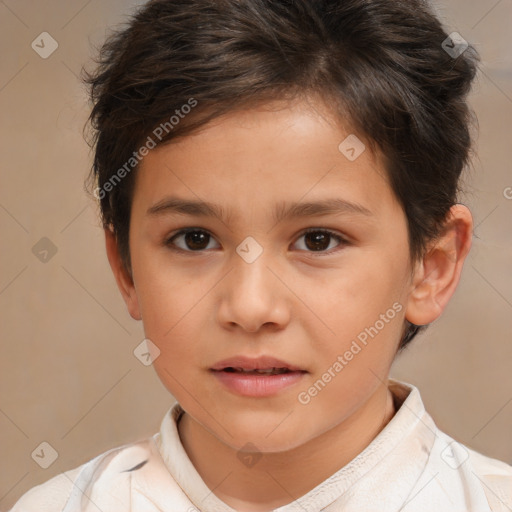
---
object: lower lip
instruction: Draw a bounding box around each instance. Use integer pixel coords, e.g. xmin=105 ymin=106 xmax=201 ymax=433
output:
xmin=211 ymin=370 xmax=306 ymax=397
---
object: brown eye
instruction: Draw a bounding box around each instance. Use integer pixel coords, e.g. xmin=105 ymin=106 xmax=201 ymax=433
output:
xmin=304 ymin=231 xmax=331 ymax=251
xmin=294 ymin=229 xmax=347 ymax=254
xmin=166 ymin=229 xmax=219 ymax=252
xmin=184 ymin=231 xmax=209 ymax=250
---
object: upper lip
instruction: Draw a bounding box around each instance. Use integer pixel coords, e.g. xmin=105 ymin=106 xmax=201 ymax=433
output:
xmin=210 ymin=355 xmax=305 ymax=372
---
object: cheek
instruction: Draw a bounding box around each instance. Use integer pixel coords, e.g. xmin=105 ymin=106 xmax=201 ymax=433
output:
xmin=308 ymin=257 xmax=401 ymax=334
xmin=298 ymin=257 xmax=407 ymax=380
xmin=133 ymin=256 xmax=199 ymax=340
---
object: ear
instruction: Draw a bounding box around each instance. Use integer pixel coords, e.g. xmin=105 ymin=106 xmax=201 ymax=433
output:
xmin=405 ymin=204 xmax=473 ymax=326
xmin=104 ymin=227 xmax=141 ymax=321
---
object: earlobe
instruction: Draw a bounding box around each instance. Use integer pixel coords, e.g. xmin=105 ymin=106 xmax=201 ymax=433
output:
xmin=405 ymin=204 xmax=473 ymax=326
xmin=104 ymin=228 xmax=142 ymax=321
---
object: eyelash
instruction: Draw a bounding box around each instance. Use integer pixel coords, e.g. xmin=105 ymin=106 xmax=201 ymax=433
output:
xmin=164 ymin=227 xmax=349 ymax=256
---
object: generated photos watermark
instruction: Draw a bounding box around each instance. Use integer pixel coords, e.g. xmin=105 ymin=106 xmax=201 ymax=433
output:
xmin=297 ymin=301 xmax=403 ymax=405
xmin=94 ymin=98 xmax=198 ymax=201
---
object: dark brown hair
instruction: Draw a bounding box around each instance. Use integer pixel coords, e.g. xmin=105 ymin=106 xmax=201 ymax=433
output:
xmin=83 ymin=0 xmax=479 ymax=350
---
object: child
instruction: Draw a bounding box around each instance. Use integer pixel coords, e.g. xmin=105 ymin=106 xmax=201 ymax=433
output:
xmin=11 ymin=0 xmax=512 ymax=510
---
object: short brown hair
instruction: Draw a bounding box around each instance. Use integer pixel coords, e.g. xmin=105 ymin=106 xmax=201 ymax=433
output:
xmin=84 ymin=0 xmax=479 ymax=350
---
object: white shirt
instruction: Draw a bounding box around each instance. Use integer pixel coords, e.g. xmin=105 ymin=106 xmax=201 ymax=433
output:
xmin=10 ymin=379 xmax=512 ymax=511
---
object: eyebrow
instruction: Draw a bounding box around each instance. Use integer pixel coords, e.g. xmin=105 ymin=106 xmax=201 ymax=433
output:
xmin=146 ymin=196 xmax=373 ymax=224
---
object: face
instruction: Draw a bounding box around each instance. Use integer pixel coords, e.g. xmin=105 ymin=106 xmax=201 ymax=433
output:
xmin=125 ymin=96 xmax=416 ymax=452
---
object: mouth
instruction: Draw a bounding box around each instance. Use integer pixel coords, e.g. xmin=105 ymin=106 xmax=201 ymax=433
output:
xmin=217 ymin=367 xmax=297 ymax=375
xmin=210 ymin=355 xmax=306 ymax=374
xmin=209 ymin=355 xmax=307 ymax=397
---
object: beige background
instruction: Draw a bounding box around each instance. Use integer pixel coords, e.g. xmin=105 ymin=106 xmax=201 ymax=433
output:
xmin=1 ymin=0 xmax=511 ymax=509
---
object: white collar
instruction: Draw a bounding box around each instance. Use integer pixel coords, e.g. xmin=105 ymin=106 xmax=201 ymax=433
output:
xmin=155 ymin=379 xmax=442 ymax=511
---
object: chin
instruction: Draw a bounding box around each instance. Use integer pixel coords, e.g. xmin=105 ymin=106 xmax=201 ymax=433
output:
xmin=211 ymin=415 xmax=311 ymax=453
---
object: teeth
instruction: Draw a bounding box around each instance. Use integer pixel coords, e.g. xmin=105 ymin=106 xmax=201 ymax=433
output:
xmin=225 ymin=367 xmax=289 ymax=374
xmin=254 ymin=368 xmax=277 ymax=374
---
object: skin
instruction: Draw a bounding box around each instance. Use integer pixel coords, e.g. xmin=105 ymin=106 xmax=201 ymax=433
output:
xmin=106 ymin=95 xmax=473 ymax=511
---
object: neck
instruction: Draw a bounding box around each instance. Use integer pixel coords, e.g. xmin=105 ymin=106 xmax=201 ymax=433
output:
xmin=177 ymin=383 xmax=396 ymax=512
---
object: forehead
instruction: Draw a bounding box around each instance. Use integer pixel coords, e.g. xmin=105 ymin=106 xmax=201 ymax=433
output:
xmin=133 ymin=97 xmax=398 ymax=224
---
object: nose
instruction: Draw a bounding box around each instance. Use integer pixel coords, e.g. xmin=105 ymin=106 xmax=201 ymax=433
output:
xmin=216 ymin=247 xmax=291 ymax=333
